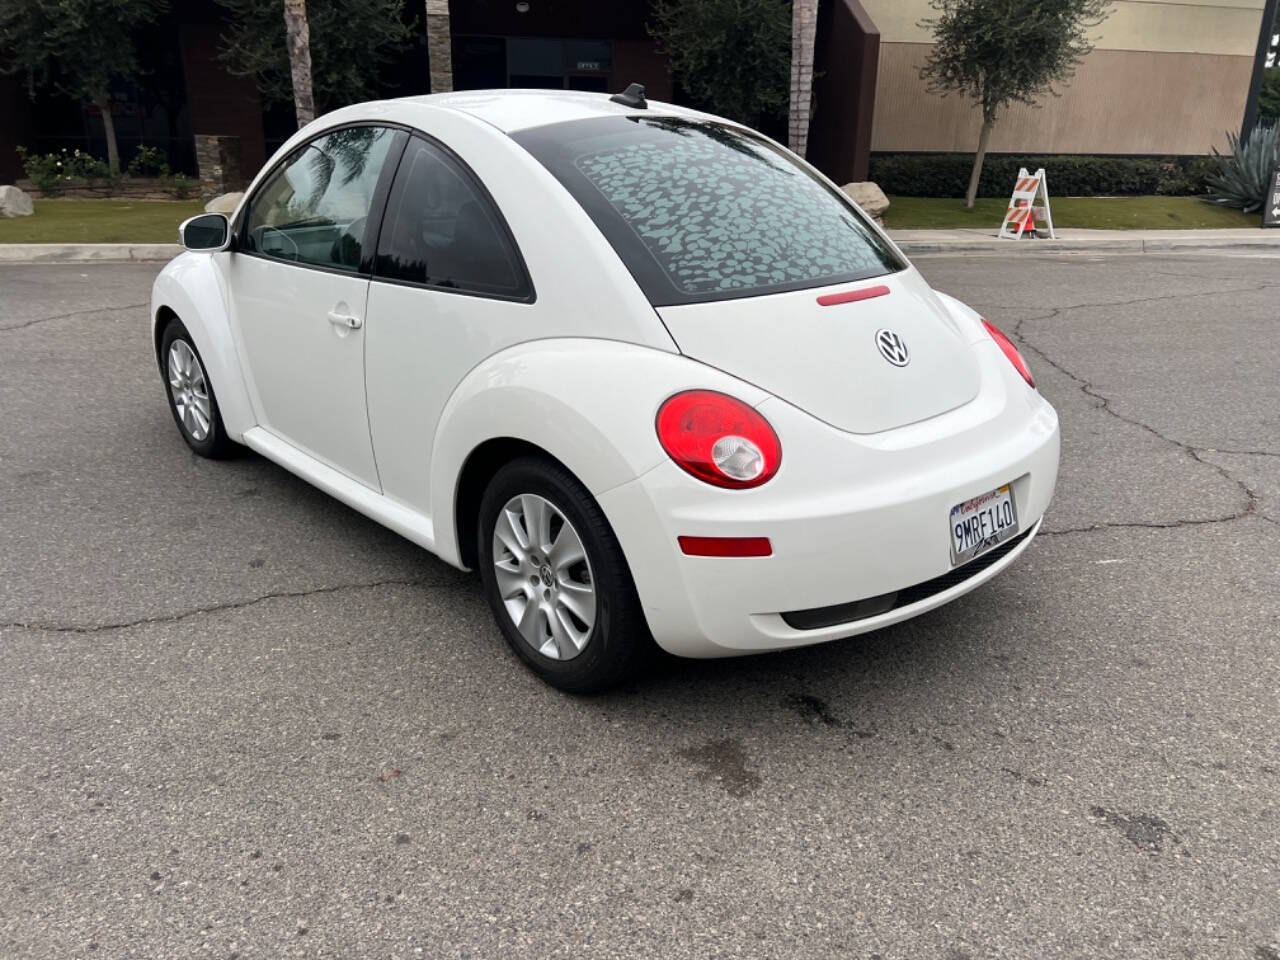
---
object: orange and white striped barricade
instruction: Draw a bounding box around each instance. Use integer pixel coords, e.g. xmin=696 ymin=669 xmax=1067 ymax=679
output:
xmin=998 ymin=167 xmax=1055 ymax=240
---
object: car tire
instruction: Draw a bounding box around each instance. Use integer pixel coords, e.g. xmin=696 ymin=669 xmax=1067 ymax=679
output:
xmin=477 ymin=456 xmax=651 ymax=693
xmin=160 ymin=318 xmax=237 ymax=459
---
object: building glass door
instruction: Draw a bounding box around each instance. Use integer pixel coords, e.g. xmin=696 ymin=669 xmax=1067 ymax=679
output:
xmin=454 ymin=36 xmax=612 ymax=92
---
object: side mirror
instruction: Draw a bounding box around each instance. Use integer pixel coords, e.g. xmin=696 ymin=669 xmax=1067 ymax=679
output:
xmin=179 ymin=213 xmax=230 ymax=252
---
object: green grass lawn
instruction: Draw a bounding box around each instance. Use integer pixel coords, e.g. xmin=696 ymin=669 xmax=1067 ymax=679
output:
xmin=0 ymin=198 xmax=206 ymax=243
xmin=0 ymin=194 xmax=1259 ymax=243
xmin=883 ymin=195 xmax=1257 ymax=230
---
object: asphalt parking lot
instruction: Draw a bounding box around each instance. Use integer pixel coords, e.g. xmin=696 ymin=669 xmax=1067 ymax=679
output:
xmin=2 ymin=253 xmax=1278 ymax=959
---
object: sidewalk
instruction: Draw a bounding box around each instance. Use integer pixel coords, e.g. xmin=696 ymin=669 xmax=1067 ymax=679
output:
xmin=0 ymin=242 xmax=182 ymax=263
xmin=887 ymin=227 xmax=1280 ymax=255
xmin=1 ymin=228 xmax=1278 ymax=263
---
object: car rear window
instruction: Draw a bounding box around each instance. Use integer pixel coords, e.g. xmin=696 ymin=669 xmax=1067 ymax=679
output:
xmin=512 ymin=116 xmax=905 ymax=306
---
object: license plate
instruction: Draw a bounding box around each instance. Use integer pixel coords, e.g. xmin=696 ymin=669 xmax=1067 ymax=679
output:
xmin=949 ymin=484 xmax=1019 ymax=566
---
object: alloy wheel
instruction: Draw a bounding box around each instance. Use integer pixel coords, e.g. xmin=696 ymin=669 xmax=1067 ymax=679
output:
xmin=491 ymin=493 xmax=597 ymax=661
xmin=167 ymin=339 xmax=212 ymax=442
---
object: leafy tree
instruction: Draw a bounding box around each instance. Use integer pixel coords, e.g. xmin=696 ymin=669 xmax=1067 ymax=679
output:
xmin=650 ymin=0 xmax=790 ymax=131
xmin=218 ymin=0 xmax=412 ymax=119
xmin=920 ymin=0 xmax=1111 ymax=208
xmin=1260 ymin=69 xmax=1280 ymax=125
xmin=0 ymin=0 xmax=167 ymax=175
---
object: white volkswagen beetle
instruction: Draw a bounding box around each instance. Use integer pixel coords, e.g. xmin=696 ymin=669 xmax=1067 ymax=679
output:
xmin=153 ymin=87 xmax=1059 ymax=692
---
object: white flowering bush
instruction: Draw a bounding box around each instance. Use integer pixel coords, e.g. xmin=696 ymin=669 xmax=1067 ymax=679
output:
xmin=16 ymin=146 xmax=112 ymax=194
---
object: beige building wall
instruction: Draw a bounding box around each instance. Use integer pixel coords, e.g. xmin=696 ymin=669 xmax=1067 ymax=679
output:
xmin=862 ymin=0 xmax=1267 ymax=154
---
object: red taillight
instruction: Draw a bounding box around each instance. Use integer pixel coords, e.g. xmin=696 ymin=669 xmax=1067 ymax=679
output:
xmin=655 ymin=390 xmax=781 ymax=489
xmin=982 ymin=318 xmax=1036 ymax=389
xmin=678 ymin=536 xmax=773 ymax=557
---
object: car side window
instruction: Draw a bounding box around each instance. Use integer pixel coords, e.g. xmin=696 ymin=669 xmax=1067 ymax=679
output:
xmin=242 ymin=125 xmax=398 ymax=272
xmin=374 ymin=136 xmax=530 ymax=299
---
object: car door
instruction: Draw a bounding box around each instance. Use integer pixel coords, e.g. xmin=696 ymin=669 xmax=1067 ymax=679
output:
xmin=363 ymin=134 xmax=535 ymax=515
xmin=228 ymin=124 xmax=406 ymax=488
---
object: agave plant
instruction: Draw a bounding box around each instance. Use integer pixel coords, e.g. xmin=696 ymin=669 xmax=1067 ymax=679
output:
xmin=1202 ymin=122 xmax=1279 ymax=213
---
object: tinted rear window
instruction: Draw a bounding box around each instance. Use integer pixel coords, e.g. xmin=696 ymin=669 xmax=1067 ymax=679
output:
xmin=374 ymin=135 xmax=531 ymax=299
xmin=512 ymin=116 xmax=904 ymax=306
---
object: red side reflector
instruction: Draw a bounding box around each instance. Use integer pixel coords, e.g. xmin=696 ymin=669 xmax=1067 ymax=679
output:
xmin=678 ymin=536 xmax=773 ymax=557
xmin=816 ymin=284 xmax=891 ymax=307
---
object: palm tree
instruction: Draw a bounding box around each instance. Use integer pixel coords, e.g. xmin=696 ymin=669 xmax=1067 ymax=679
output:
xmin=283 ymin=0 xmax=316 ymax=126
xmin=788 ymin=0 xmax=818 ymax=158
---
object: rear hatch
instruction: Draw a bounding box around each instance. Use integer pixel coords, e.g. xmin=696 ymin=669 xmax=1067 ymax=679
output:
xmin=511 ymin=112 xmax=980 ymax=432
xmin=657 ymin=269 xmax=981 ymax=435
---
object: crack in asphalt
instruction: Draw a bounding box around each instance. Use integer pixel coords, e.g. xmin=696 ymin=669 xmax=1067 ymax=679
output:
xmin=975 ymin=280 xmax=1280 ymax=330
xmin=1035 ymin=514 xmax=1271 ymax=537
xmin=1199 ymin=447 xmax=1280 ymax=459
xmin=1149 ymin=266 xmax=1280 ymax=287
xmin=1004 ymin=300 xmax=1278 ymax=533
xmin=0 ymin=576 xmax=469 ymax=635
xmin=0 ymin=300 xmax=149 ymax=333
xmin=4 ymin=272 xmax=1274 ymax=639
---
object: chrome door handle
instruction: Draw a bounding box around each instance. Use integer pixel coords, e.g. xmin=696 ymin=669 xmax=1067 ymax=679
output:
xmin=327 ymin=310 xmax=362 ymax=330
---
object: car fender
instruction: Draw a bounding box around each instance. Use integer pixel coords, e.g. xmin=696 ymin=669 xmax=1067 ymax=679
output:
xmin=931 ymin=290 xmax=990 ymax=344
xmin=150 ymin=252 xmax=256 ymax=441
xmin=428 ymin=338 xmax=770 ymax=568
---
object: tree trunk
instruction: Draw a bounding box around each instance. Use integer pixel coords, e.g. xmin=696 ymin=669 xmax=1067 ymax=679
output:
xmin=95 ymin=96 xmax=121 ymax=175
xmin=965 ymin=117 xmax=995 ymax=210
xmin=425 ymin=0 xmax=454 ymax=94
xmin=283 ymin=0 xmax=316 ymax=127
xmin=788 ymin=0 xmax=818 ymax=158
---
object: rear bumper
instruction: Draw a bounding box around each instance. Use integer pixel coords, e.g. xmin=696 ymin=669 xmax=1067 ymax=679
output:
xmin=598 ymin=342 xmax=1060 ymax=657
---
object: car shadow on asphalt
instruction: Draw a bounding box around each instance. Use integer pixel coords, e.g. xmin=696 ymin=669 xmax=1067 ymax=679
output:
xmin=228 ymin=442 xmax=1024 ymax=714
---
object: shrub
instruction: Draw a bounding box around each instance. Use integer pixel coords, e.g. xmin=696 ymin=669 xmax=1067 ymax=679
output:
xmin=16 ymin=146 xmax=110 ymax=194
xmin=63 ymin=149 xmax=110 ymax=179
xmin=168 ymin=172 xmax=193 ymax=199
xmin=1203 ymin=122 xmax=1280 ymax=213
xmin=1154 ymin=158 xmax=1217 ymax=196
xmin=16 ymin=146 xmax=63 ymax=194
xmin=868 ymin=152 xmax=1217 ymax=198
xmin=127 ymin=145 xmax=170 ymax=178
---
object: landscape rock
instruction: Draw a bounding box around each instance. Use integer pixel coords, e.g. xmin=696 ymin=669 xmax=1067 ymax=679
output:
xmin=0 ymin=184 xmax=35 ymax=218
xmin=204 ymin=191 xmax=244 ymax=215
xmin=841 ymin=181 xmax=889 ymax=225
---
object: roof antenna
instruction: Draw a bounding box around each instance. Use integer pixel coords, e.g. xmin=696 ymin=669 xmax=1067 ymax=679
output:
xmin=609 ymin=83 xmax=647 ymax=109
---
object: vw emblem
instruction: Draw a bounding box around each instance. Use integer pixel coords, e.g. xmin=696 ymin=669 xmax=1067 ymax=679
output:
xmin=874 ymin=328 xmax=910 ymax=367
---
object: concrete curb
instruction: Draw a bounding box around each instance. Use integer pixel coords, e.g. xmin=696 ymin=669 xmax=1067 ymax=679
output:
xmin=0 ymin=234 xmax=1277 ymax=263
xmin=0 ymin=243 xmax=181 ymax=263
xmin=895 ymin=237 xmax=1280 ymax=256
xmin=1138 ymin=236 xmax=1280 ymax=253
xmin=897 ymin=237 xmax=1139 ymax=255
